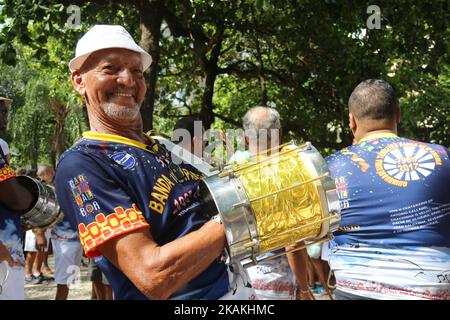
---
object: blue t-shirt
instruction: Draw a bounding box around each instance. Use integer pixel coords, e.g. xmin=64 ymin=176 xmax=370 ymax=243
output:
xmin=0 ymin=148 xmax=25 ymax=269
xmin=326 ymin=133 xmax=450 ymax=299
xmin=55 ymin=132 xmax=228 ymax=300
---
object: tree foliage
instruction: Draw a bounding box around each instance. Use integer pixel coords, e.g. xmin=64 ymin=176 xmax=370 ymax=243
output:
xmin=0 ymin=0 xmax=448 ymax=167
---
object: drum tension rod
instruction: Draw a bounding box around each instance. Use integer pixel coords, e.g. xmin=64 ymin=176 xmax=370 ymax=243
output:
xmin=230 ymin=144 xmax=306 ymax=174
xmin=230 ymin=153 xmax=295 ymax=177
xmin=232 ymin=173 xmax=330 ymax=209
xmin=221 ymin=141 xmax=313 ymax=177
xmin=242 ymin=236 xmax=332 ymax=268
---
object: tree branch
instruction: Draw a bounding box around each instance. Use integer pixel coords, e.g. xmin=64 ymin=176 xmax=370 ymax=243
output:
xmin=212 ymin=111 xmax=241 ymax=127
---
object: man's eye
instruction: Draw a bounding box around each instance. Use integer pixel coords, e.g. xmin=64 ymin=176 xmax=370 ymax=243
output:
xmin=133 ymin=70 xmax=144 ymax=78
xmin=103 ymin=65 xmax=115 ymax=71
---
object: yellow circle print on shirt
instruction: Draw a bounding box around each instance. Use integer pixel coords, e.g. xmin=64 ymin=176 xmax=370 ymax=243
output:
xmin=375 ymin=142 xmax=442 ymax=187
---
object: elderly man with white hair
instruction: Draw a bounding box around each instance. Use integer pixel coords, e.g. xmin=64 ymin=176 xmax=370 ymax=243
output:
xmin=54 ymin=25 xmax=254 ymax=300
xmin=229 ymin=106 xmax=313 ymax=300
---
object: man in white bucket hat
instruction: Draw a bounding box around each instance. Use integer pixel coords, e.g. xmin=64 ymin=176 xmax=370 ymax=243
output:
xmin=55 ymin=25 xmax=255 ymax=300
xmin=68 ymin=25 xmax=152 ymax=72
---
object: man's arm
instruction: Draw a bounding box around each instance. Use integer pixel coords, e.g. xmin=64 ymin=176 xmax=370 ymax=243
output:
xmin=98 ymin=219 xmax=226 ymax=300
xmin=0 ymin=178 xmax=34 ymax=212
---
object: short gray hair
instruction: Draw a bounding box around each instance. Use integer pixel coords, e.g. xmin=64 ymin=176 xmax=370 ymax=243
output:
xmin=243 ymin=106 xmax=281 ymax=131
xmin=37 ymin=164 xmax=54 ymax=178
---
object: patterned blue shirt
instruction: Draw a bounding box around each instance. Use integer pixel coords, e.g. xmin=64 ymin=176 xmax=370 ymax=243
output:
xmin=0 ymin=148 xmax=25 ymax=269
xmin=326 ymin=133 xmax=450 ymax=299
xmin=55 ymin=132 xmax=228 ymax=300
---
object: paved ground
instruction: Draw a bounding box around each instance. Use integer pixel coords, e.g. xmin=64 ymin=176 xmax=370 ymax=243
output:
xmin=25 ymin=256 xmax=91 ymax=300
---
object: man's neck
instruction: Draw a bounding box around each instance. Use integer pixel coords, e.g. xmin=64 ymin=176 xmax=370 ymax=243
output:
xmin=356 ymin=129 xmax=397 ymax=143
xmin=88 ymin=116 xmax=146 ymax=143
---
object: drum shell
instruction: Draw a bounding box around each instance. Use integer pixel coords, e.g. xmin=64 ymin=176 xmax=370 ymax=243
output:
xmin=201 ymin=143 xmax=341 ymax=265
xmin=16 ymin=176 xmax=63 ymax=229
xmin=296 ymin=145 xmax=341 ymax=240
xmin=200 ymin=175 xmax=259 ymax=262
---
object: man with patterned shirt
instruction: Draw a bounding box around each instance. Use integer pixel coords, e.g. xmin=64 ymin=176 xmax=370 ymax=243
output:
xmin=326 ymin=79 xmax=450 ymax=300
xmin=55 ymin=25 xmax=254 ymax=300
xmin=0 ymin=97 xmax=34 ymax=300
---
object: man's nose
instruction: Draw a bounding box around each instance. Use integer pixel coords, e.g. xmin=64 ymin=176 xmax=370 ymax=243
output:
xmin=116 ymin=69 xmax=135 ymax=86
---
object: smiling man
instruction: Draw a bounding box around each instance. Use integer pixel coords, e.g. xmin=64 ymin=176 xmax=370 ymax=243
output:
xmin=54 ymin=25 xmax=254 ymax=300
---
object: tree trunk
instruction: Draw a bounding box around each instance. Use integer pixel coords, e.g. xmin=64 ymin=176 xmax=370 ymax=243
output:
xmin=200 ymin=69 xmax=217 ymax=130
xmin=138 ymin=0 xmax=163 ymax=132
xmin=51 ymin=98 xmax=69 ymax=166
xmin=199 ymin=28 xmax=224 ymax=130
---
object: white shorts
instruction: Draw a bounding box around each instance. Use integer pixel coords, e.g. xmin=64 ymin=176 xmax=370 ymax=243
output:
xmin=321 ymin=241 xmax=329 ymax=261
xmin=0 ymin=262 xmax=25 ymax=300
xmin=24 ymin=229 xmax=51 ymax=252
xmin=52 ymin=239 xmax=83 ymax=285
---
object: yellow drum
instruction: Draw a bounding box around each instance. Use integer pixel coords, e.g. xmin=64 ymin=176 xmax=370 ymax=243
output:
xmin=200 ymin=142 xmax=340 ymax=271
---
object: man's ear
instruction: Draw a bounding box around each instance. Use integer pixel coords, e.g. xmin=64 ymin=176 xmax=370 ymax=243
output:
xmin=70 ymin=70 xmax=86 ymax=96
xmin=349 ymin=113 xmax=357 ymax=134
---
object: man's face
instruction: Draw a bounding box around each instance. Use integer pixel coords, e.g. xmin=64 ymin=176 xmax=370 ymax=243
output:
xmin=0 ymin=103 xmax=7 ymax=132
xmin=74 ymin=48 xmax=147 ymax=122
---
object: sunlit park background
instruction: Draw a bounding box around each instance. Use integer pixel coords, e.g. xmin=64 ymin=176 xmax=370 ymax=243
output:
xmin=0 ymin=0 xmax=448 ymax=171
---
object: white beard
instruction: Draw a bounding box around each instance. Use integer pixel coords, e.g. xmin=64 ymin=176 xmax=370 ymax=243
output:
xmin=103 ymin=102 xmax=141 ymax=121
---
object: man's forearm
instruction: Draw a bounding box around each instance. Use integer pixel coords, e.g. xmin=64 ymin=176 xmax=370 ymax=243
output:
xmin=102 ymin=218 xmax=228 ymax=300
xmin=146 ymin=220 xmax=227 ymax=299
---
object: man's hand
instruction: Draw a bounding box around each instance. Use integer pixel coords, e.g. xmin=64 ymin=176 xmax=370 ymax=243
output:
xmin=0 ymin=241 xmax=14 ymax=267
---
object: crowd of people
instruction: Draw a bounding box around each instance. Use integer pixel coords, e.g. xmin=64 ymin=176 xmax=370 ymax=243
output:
xmin=0 ymin=24 xmax=449 ymax=300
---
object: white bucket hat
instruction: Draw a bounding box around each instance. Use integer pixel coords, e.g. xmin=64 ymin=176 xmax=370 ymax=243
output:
xmin=69 ymin=25 xmax=152 ymax=72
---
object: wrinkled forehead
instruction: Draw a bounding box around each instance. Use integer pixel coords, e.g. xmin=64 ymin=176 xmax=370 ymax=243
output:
xmin=82 ymin=48 xmax=143 ymax=72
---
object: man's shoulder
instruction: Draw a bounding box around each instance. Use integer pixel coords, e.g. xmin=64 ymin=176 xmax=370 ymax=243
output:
xmin=398 ymin=137 xmax=450 ymax=157
xmin=325 ymin=146 xmax=352 ymax=162
xmin=56 ymin=140 xmax=108 ymax=181
xmin=58 ymin=140 xmax=90 ymax=167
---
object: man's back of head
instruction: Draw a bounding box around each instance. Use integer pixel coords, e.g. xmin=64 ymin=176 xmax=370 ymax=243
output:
xmin=172 ymin=116 xmax=204 ymax=157
xmin=243 ymin=106 xmax=281 ymax=132
xmin=243 ymin=106 xmax=281 ymax=154
xmin=348 ymin=79 xmax=400 ymax=141
xmin=173 ymin=116 xmax=200 ymax=141
xmin=349 ymin=79 xmax=399 ymax=122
